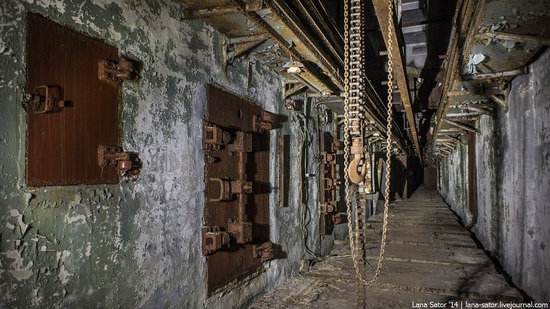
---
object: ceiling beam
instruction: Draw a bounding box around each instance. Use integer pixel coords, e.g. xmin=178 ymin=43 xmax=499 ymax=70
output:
xmin=476 ymin=31 xmax=550 ymax=46
xmin=462 ymin=67 xmax=528 ymax=81
xmin=444 ymin=119 xmax=479 ymax=133
xmin=228 ymin=0 xmax=341 ymax=94
xmin=182 ymin=0 xmax=264 ymax=19
xmin=372 ymin=0 xmax=422 ymax=159
xmin=432 ymin=0 xmax=482 ymax=146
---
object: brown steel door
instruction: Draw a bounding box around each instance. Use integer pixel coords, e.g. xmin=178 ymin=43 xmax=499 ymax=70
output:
xmin=26 ymin=13 xmax=119 ymax=186
xmin=319 ymin=132 xmax=340 ymax=235
xmin=203 ymin=85 xmax=272 ymax=295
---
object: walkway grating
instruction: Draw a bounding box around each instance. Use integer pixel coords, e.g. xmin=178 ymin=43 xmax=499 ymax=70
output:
xmin=250 ymin=188 xmax=523 ymax=308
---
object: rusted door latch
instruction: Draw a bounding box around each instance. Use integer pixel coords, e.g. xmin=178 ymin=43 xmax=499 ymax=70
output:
xmin=321 ymin=152 xmax=336 ymax=165
xmin=97 ymin=144 xmax=142 ymax=177
xmin=98 ymin=57 xmax=139 ymax=85
xmin=320 ymin=202 xmax=336 ymax=215
xmin=253 ymin=241 xmax=275 ymax=262
xmin=202 ymin=226 xmax=231 ymax=255
xmin=203 ymin=122 xmax=231 ymax=151
xmin=253 ymin=110 xmax=276 ymax=133
xmin=26 ymin=85 xmax=65 ymax=114
xmin=228 ymin=219 xmax=253 ymax=244
xmin=208 ymin=178 xmax=253 ymax=202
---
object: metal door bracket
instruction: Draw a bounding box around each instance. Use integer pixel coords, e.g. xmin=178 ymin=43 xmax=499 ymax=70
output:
xmin=253 ymin=110 xmax=276 ymax=133
xmin=97 ymin=144 xmax=142 ymax=177
xmin=321 ymin=151 xmax=336 ymax=164
xmin=98 ymin=57 xmax=139 ymax=85
xmin=253 ymin=241 xmax=274 ymax=262
xmin=320 ymin=202 xmax=336 ymax=215
xmin=228 ymin=219 xmax=252 ymax=244
xmin=27 ymin=85 xmax=65 ymax=114
xmin=208 ymin=178 xmax=253 ymax=202
xmin=228 ymin=131 xmax=253 ymax=153
xmin=323 ymin=178 xmax=337 ymax=190
xmin=202 ymin=226 xmax=231 ymax=255
xmin=203 ymin=123 xmax=231 ymax=151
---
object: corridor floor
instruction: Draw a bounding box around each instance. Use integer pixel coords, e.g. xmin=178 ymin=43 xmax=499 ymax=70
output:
xmin=250 ymin=188 xmax=523 ymax=308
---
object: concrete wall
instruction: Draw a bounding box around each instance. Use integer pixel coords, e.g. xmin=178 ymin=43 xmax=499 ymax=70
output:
xmin=438 ymin=141 xmax=470 ymax=223
xmin=439 ymin=49 xmax=550 ymax=301
xmin=0 ymin=1 xmax=318 ymax=307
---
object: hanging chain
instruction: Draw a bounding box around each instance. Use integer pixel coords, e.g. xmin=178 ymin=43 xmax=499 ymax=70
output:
xmin=374 ymin=0 xmax=395 ymax=283
xmin=344 ymin=0 xmax=365 ymax=284
xmin=344 ymin=0 xmax=395 ymax=285
xmin=343 ymin=0 xmax=354 ymax=283
xmin=344 ymin=0 xmax=353 ymax=253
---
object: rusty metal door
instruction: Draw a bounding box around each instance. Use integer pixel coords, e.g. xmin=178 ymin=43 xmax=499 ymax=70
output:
xmin=319 ymin=132 xmax=341 ymax=235
xmin=26 ymin=13 xmax=120 ymax=186
xmin=202 ymin=85 xmax=274 ymax=295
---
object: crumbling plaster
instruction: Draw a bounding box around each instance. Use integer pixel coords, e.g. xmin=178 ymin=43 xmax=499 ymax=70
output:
xmin=438 ymin=49 xmax=550 ymax=301
xmin=0 ymin=0 xmax=316 ymax=308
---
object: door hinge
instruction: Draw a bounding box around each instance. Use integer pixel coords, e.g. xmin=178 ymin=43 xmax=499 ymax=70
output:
xmin=253 ymin=110 xmax=276 ymax=133
xmin=97 ymin=144 xmax=142 ymax=178
xmin=202 ymin=226 xmax=231 ymax=256
xmin=98 ymin=57 xmax=139 ymax=85
xmin=203 ymin=122 xmax=231 ymax=151
xmin=253 ymin=241 xmax=274 ymax=262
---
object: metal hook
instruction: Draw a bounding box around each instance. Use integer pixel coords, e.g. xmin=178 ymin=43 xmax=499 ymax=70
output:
xmin=348 ymin=155 xmax=367 ymax=184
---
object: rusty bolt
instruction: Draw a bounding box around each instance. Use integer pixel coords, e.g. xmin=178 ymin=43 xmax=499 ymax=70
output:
xmin=206 ymin=156 xmax=217 ymax=164
xmin=242 ymin=182 xmax=253 ymax=193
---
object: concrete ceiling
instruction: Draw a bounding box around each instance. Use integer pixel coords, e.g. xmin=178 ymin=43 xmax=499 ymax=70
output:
xmin=430 ymin=0 xmax=550 ymax=161
xmin=173 ymin=0 xmax=550 ymax=162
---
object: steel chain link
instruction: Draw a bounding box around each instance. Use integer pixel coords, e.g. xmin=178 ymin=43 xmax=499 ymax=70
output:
xmin=343 ymin=0 xmax=354 ymax=284
xmin=344 ymin=0 xmax=395 ymax=285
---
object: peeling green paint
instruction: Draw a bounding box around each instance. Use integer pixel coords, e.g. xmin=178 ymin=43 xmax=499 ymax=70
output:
xmin=0 ymin=0 xmax=317 ymax=308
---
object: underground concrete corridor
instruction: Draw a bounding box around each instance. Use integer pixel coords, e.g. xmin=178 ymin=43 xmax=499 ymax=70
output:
xmin=1 ymin=0 xmax=549 ymax=308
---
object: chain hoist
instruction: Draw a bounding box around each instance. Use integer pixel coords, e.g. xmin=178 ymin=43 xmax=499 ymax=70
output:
xmin=344 ymin=0 xmax=395 ymax=285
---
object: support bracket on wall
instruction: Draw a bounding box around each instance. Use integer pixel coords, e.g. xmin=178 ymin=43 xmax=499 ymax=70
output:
xmin=490 ymin=94 xmax=509 ymax=113
xmin=224 ymin=33 xmax=270 ymax=66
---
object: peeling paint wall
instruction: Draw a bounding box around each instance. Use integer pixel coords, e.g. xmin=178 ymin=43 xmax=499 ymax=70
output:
xmin=439 ymin=49 xmax=550 ymax=301
xmin=0 ymin=0 xmax=317 ymax=307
